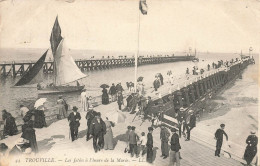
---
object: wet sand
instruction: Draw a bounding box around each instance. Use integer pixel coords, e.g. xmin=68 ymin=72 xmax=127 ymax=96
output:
xmin=191 ymin=60 xmax=258 ymax=161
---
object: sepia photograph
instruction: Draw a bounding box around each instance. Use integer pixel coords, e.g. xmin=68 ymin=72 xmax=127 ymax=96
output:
xmin=0 ymin=0 xmax=259 ymax=165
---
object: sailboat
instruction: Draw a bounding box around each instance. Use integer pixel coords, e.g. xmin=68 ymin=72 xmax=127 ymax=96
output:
xmin=15 ymin=16 xmax=87 ymax=94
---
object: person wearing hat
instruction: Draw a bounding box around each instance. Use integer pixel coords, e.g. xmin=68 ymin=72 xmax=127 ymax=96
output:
xmin=128 ymin=126 xmax=139 ymax=158
xmin=57 ymin=95 xmax=67 ymax=119
xmin=160 ymin=124 xmax=170 ymax=159
xmin=20 ymin=104 xmax=29 ymax=118
xmin=146 ymin=127 xmax=154 ymax=163
xmin=85 ymin=105 xmax=97 ymax=141
xmin=214 ymin=124 xmax=228 ymax=157
xmin=153 ymin=77 xmax=160 ymax=92
xmin=9 ymin=138 xmax=30 ymax=156
xmin=117 ymin=91 xmax=124 ymax=110
xmin=81 ymin=89 xmax=89 ymax=112
xmin=126 ymin=93 xmax=134 ymax=111
xmin=109 ymin=83 xmax=117 ymax=102
xmin=116 ymin=82 xmax=124 ymax=94
xmin=176 ymin=107 xmax=186 ymax=138
xmin=67 ymin=106 xmax=81 ymax=142
xmin=243 ymin=131 xmax=258 ymax=165
xmin=21 ymin=120 xmax=38 ymax=153
xmin=2 ymin=109 xmax=18 ymax=137
xmin=169 ymin=128 xmax=181 ymax=166
xmin=144 ymin=96 xmax=154 ymax=120
xmin=185 ymin=110 xmax=196 ymax=141
xmin=89 ymin=112 xmax=106 ymax=152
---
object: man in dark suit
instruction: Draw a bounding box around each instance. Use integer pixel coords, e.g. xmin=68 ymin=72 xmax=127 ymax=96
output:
xmin=128 ymin=126 xmax=139 ymax=158
xmin=67 ymin=106 xmax=81 ymax=142
xmin=160 ymin=124 xmax=170 ymax=159
xmin=214 ymin=124 xmax=228 ymax=157
xmin=90 ymin=112 xmax=106 ymax=153
xmin=177 ymin=107 xmax=186 ymax=138
xmin=185 ymin=110 xmax=196 ymax=141
xmin=146 ymin=127 xmax=154 ymax=163
xmin=85 ymin=105 xmax=96 ymax=141
xmin=109 ymin=83 xmax=117 ymax=102
xmin=243 ymin=131 xmax=258 ymax=165
xmin=169 ymin=128 xmax=181 ymax=166
xmin=144 ymin=96 xmax=154 ymax=120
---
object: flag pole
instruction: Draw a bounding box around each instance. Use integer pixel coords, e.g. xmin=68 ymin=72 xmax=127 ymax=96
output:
xmin=135 ymin=3 xmax=141 ymax=93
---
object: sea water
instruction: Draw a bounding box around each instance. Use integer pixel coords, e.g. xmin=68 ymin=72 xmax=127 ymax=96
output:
xmin=0 ymin=48 xmax=256 ymax=120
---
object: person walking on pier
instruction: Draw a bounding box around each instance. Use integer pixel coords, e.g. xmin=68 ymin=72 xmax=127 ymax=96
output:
xmin=2 ymin=109 xmax=18 ymax=137
xmin=153 ymin=77 xmax=160 ymax=92
xmin=81 ymin=89 xmax=89 ymax=112
xmin=116 ymin=82 xmax=124 ymax=94
xmin=109 ymin=83 xmax=117 ymax=102
xmin=90 ymin=112 xmax=106 ymax=152
xmin=243 ymin=131 xmax=258 ymax=165
xmin=104 ymin=117 xmax=114 ymax=150
xmin=139 ymin=132 xmax=147 ymax=157
xmin=67 ymin=106 xmax=81 ymax=142
xmin=102 ymin=87 xmax=109 ymax=105
xmin=144 ymin=96 xmax=154 ymax=120
xmin=128 ymin=126 xmax=139 ymax=158
xmin=177 ymin=107 xmax=186 ymax=138
xmin=57 ymin=95 xmax=67 ymax=119
xmin=85 ymin=106 xmax=97 ymax=141
xmin=214 ymin=124 xmax=228 ymax=157
xmin=21 ymin=120 xmax=38 ymax=153
xmin=169 ymin=128 xmax=181 ymax=166
xmin=185 ymin=110 xmax=196 ymax=141
xmin=117 ymin=91 xmax=124 ymax=110
xmin=146 ymin=127 xmax=154 ymax=163
xmin=160 ymin=124 xmax=170 ymax=159
xmin=20 ymin=105 xmax=29 ymax=118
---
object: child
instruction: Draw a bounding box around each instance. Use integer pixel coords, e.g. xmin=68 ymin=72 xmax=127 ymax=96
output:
xmin=139 ymin=132 xmax=147 ymax=157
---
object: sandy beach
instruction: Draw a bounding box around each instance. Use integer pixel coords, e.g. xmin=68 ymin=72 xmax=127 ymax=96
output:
xmin=191 ymin=59 xmax=258 ymax=162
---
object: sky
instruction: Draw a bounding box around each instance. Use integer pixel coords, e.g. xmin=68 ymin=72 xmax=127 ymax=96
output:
xmin=0 ymin=0 xmax=259 ymax=53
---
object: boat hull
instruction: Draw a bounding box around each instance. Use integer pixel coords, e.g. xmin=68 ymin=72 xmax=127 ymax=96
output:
xmin=38 ymin=85 xmax=85 ymax=95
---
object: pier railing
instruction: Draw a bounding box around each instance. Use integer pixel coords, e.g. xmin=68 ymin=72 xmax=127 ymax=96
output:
xmin=0 ymin=56 xmax=194 ymax=78
xmin=0 ymin=57 xmax=251 ymax=139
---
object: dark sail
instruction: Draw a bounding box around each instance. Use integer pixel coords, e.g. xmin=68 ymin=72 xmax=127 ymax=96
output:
xmin=50 ymin=16 xmax=62 ymax=56
xmin=15 ymin=50 xmax=48 ymax=86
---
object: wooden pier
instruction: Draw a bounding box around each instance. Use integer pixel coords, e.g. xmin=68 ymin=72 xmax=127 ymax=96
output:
xmin=0 ymin=55 xmax=194 ymax=78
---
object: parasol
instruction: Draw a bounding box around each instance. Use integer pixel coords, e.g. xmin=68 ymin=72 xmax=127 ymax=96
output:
xmin=100 ymin=84 xmax=109 ymax=88
xmin=137 ymin=76 xmax=144 ymax=82
xmin=156 ymin=73 xmax=162 ymax=77
xmin=105 ymin=110 xmax=126 ymax=124
xmin=34 ymin=98 xmax=47 ymax=110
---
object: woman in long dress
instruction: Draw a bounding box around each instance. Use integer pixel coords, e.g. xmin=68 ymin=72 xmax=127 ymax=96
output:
xmin=57 ymin=96 xmax=67 ymax=119
xmin=104 ymin=118 xmax=114 ymax=150
xmin=81 ymin=89 xmax=89 ymax=112
xmin=21 ymin=120 xmax=38 ymax=153
xmin=2 ymin=110 xmax=18 ymax=136
xmin=102 ymin=88 xmax=109 ymax=105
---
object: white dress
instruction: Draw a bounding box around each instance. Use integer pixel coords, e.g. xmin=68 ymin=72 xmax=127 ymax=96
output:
xmin=81 ymin=91 xmax=89 ymax=112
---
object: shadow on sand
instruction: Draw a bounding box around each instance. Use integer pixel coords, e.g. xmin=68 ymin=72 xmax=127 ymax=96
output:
xmin=38 ymin=135 xmax=65 ymax=153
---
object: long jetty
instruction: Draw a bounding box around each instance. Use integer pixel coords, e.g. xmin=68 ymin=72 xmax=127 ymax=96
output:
xmin=0 ymin=55 xmax=194 ymax=78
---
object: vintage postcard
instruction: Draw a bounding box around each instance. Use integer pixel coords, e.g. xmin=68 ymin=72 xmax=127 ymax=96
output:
xmin=0 ymin=0 xmax=259 ymax=166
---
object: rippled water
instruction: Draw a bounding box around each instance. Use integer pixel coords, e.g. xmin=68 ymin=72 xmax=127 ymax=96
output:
xmin=0 ymin=50 xmax=252 ymax=119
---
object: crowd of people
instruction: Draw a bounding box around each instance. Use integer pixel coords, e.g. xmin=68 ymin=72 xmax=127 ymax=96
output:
xmin=0 ymin=57 xmax=257 ymax=165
